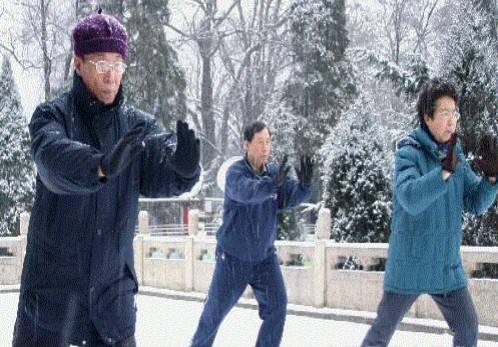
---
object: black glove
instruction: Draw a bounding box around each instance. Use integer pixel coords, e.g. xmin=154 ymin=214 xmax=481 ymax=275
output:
xmin=442 ymin=133 xmax=458 ymax=173
xmin=295 ymin=155 xmax=314 ymax=186
xmin=274 ymin=154 xmax=291 ymax=187
xmin=101 ymin=123 xmax=146 ymax=178
xmin=473 ymin=133 xmax=498 ymax=177
xmin=171 ymin=120 xmax=200 ymax=177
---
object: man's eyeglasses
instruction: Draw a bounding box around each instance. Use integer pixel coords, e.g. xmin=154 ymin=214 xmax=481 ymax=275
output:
xmin=437 ymin=109 xmax=460 ymax=121
xmin=88 ymin=60 xmax=127 ymax=74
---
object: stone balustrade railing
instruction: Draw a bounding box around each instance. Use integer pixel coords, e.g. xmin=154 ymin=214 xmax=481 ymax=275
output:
xmin=0 ymin=212 xmax=29 ymax=285
xmin=2 ymin=210 xmax=497 ymax=327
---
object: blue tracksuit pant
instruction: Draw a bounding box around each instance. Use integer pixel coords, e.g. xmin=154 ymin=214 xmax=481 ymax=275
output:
xmin=191 ymin=247 xmax=287 ymax=347
xmin=361 ymin=287 xmax=478 ymax=347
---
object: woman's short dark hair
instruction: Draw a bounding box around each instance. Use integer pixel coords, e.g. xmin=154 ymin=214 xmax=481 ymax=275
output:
xmin=243 ymin=121 xmax=271 ymax=142
xmin=416 ymin=78 xmax=458 ymax=125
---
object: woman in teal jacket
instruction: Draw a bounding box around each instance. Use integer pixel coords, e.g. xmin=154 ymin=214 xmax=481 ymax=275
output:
xmin=361 ymin=79 xmax=498 ymax=347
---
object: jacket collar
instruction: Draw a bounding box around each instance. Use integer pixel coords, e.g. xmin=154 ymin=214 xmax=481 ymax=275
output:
xmin=420 ymin=121 xmax=439 ymax=144
xmin=243 ymin=155 xmax=269 ymax=177
xmin=72 ymin=72 xmax=124 ymax=120
xmin=398 ymin=127 xmax=447 ymax=161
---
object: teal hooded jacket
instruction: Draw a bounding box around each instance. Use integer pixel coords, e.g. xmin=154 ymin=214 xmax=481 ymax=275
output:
xmin=384 ymin=127 xmax=498 ymax=294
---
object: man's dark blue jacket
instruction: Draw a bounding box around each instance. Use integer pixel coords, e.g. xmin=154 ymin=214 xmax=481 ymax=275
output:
xmin=217 ymin=158 xmax=311 ymax=262
xmin=18 ymin=73 xmax=199 ymax=344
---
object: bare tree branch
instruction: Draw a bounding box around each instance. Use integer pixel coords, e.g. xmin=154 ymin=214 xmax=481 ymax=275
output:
xmin=164 ymin=22 xmax=193 ymax=39
xmin=212 ymin=0 xmax=241 ymax=29
xmin=0 ymin=42 xmax=28 ymax=68
xmin=412 ymin=0 xmax=439 ymax=54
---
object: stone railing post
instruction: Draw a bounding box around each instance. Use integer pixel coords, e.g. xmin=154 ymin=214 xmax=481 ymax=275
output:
xmin=313 ymin=238 xmax=326 ymax=307
xmin=188 ymin=209 xmax=199 ymax=237
xmin=20 ymin=212 xmax=29 ymax=236
xmin=184 ymin=236 xmax=194 ymax=292
xmin=185 ymin=210 xmax=200 ymax=291
xmin=134 ymin=211 xmax=149 ymax=285
xmin=313 ymin=208 xmax=330 ymax=307
xmin=18 ymin=212 xmax=30 ymax=281
xmin=138 ymin=210 xmax=149 ymax=235
xmin=316 ymin=208 xmax=331 ymax=240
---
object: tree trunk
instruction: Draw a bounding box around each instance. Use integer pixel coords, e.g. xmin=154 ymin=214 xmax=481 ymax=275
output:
xmin=40 ymin=0 xmax=51 ymax=101
xmin=201 ymin=54 xmax=216 ymax=165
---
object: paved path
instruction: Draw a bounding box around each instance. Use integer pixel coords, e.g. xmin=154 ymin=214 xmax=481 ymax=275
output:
xmin=1 ymin=292 xmax=497 ymax=347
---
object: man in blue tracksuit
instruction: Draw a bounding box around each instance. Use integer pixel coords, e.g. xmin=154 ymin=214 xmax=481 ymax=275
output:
xmin=361 ymin=79 xmax=498 ymax=347
xmin=13 ymin=11 xmax=200 ymax=347
xmin=191 ymin=121 xmax=313 ymax=347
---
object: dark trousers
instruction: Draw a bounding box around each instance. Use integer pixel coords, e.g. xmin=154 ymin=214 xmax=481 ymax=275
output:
xmin=12 ymin=307 xmax=136 ymax=347
xmin=191 ymin=249 xmax=287 ymax=347
xmin=361 ymin=287 xmax=478 ymax=347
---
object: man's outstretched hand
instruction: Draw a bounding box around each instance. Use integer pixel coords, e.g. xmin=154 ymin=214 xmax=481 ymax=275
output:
xmin=171 ymin=120 xmax=200 ymax=177
xmin=101 ymin=122 xmax=146 ymax=178
xmin=274 ymin=154 xmax=291 ymax=187
xmin=295 ymin=155 xmax=314 ymax=186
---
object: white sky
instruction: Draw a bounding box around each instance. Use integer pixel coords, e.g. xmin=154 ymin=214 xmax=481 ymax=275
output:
xmin=0 ymin=0 xmax=386 ymax=122
xmin=0 ymin=0 xmax=226 ymax=122
xmin=0 ymin=2 xmax=43 ymax=121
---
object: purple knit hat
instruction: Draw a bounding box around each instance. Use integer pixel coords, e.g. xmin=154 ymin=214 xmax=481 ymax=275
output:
xmin=72 ymin=10 xmax=128 ymax=59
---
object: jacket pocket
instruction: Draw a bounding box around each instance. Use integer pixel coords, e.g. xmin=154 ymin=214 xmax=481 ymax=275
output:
xmin=97 ymin=275 xmax=137 ymax=336
xmin=23 ymin=288 xmax=80 ymax=332
xmin=44 ymin=195 xmax=91 ymax=260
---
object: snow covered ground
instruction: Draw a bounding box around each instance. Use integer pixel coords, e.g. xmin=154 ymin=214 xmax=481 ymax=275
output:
xmin=1 ymin=292 xmax=496 ymax=347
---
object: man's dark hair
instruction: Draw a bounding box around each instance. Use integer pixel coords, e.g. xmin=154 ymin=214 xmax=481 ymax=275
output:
xmin=416 ymin=78 xmax=458 ymax=125
xmin=244 ymin=121 xmax=271 ymax=142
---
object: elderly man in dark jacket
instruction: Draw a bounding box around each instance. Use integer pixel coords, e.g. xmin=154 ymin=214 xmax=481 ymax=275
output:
xmin=13 ymin=11 xmax=200 ymax=347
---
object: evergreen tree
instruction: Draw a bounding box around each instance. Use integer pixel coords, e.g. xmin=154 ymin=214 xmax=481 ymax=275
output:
xmin=437 ymin=0 xmax=497 ymax=153
xmin=437 ymin=0 xmax=497 ymax=246
xmin=285 ymin=0 xmax=357 ymax=156
xmin=364 ymin=52 xmax=430 ymax=102
xmin=123 ymin=0 xmax=186 ymax=129
xmin=320 ymin=97 xmax=392 ymax=243
xmin=262 ymin=95 xmax=300 ymax=160
xmin=98 ymin=0 xmax=187 ymax=130
xmin=270 ymin=0 xmax=358 ymax=228
xmin=261 ymin=97 xmax=303 ymax=241
xmin=0 ymin=57 xmax=35 ymax=236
